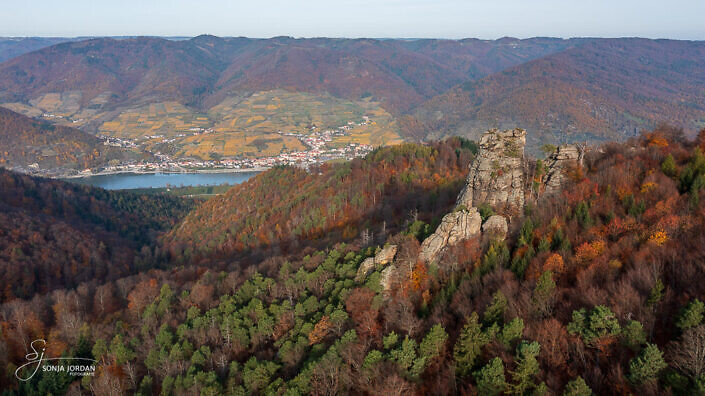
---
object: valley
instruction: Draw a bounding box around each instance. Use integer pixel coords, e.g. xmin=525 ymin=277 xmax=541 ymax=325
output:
xmin=2 ymin=1 xmax=705 ymax=394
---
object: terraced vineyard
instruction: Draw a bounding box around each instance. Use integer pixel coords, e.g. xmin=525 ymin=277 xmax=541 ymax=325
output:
xmin=99 ymin=101 xmax=212 ymax=138
xmin=2 ymin=90 xmax=402 ymax=159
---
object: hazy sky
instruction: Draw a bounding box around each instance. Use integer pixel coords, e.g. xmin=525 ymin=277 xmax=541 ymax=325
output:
xmin=2 ymin=0 xmax=705 ymax=39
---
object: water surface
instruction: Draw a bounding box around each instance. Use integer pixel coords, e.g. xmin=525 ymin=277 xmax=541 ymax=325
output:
xmin=67 ymin=171 xmax=259 ymax=190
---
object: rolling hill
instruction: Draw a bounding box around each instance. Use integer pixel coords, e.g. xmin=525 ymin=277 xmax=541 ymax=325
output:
xmin=0 ymin=37 xmax=77 ymax=63
xmin=411 ymin=38 xmax=705 ymax=151
xmin=0 ymin=106 xmax=148 ymax=173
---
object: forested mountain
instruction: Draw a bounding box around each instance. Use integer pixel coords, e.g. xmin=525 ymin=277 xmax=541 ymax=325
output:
xmin=0 ymin=169 xmax=195 ymax=301
xmin=411 ymin=39 xmax=705 ymax=151
xmin=0 ymin=35 xmax=577 ymax=116
xmin=0 ymin=106 xmax=148 ymax=172
xmin=2 ymin=35 xmax=704 ymax=159
xmin=2 ymin=128 xmax=705 ymax=394
xmin=0 ymin=37 xmax=76 ymax=63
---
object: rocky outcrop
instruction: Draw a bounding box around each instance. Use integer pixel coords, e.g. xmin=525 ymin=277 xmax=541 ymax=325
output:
xmin=380 ymin=265 xmax=397 ymax=292
xmin=419 ymin=208 xmax=482 ymax=262
xmin=482 ymin=215 xmax=508 ymax=238
xmin=457 ymin=128 xmax=526 ymax=211
xmin=543 ymin=144 xmax=582 ymax=195
xmin=356 ymin=244 xmax=398 ymax=282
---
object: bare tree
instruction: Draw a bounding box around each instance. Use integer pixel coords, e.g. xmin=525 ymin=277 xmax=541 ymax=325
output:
xmin=575 ymin=141 xmax=587 ymax=167
xmin=668 ymin=325 xmax=705 ymax=380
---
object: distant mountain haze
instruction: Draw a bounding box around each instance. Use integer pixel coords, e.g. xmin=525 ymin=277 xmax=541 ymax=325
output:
xmin=411 ymin=38 xmax=705 ymax=150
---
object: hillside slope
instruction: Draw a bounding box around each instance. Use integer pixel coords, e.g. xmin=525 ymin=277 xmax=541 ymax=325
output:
xmin=411 ymin=39 xmax=705 ymax=150
xmin=163 ymin=138 xmax=477 ymax=263
xmin=3 ymin=129 xmax=705 ymax=394
xmin=0 ymin=37 xmax=76 ymax=63
xmin=0 ymin=106 xmax=147 ymax=173
xmin=0 ymin=168 xmax=195 ymax=301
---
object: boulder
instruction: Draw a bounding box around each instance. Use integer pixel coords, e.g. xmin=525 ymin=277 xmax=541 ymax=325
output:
xmin=482 ymin=215 xmax=508 ymax=238
xmin=457 ymin=128 xmax=526 ymax=211
xmin=543 ymin=144 xmax=582 ymax=195
xmin=419 ymin=208 xmax=482 ymax=263
xmin=376 ymin=244 xmax=398 ymax=266
xmin=356 ymin=244 xmax=398 ymax=282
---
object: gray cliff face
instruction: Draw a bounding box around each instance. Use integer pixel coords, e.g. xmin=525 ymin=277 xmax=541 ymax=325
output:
xmin=482 ymin=215 xmax=508 ymax=238
xmin=456 ymin=128 xmax=527 ymax=212
xmin=543 ymin=144 xmax=581 ymax=195
xmin=418 ymin=208 xmax=482 ymax=263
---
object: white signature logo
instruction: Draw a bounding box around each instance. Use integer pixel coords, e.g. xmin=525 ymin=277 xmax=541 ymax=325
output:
xmin=14 ymin=339 xmax=97 ymax=382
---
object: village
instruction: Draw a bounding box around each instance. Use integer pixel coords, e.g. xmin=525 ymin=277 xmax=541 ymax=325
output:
xmin=79 ymin=118 xmax=376 ymax=176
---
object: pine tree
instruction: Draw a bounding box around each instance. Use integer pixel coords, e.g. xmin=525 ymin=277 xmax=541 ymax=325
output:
xmin=498 ymin=318 xmax=525 ymax=348
xmin=661 ymin=154 xmax=678 ymax=177
xmin=628 ymin=343 xmax=667 ymax=385
xmin=419 ymin=323 xmax=448 ymax=361
xmin=484 ymin=290 xmax=508 ymax=325
xmin=508 ymin=341 xmax=541 ymax=395
xmin=474 ymin=357 xmax=508 ymax=396
xmin=532 ymin=270 xmax=556 ymax=317
xmin=676 ymin=299 xmax=705 ymax=330
xmin=575 ymin=201 xmax=592 ymax=229
xmin=621 ymin=320 xmax=646 ymax=351
xmin=563 ymin=377 xmax=592 ymax=396
xmin=567 ymin=305 xmax=621 ymax=346
xmin=454 ymin=312 xmax=490 ymax=377
xmin=647 ymin=279 xmax=665 ymax=307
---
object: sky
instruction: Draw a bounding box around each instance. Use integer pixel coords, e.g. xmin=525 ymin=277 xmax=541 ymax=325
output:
xmin=2 ymin=0 xmax=705 ymax=40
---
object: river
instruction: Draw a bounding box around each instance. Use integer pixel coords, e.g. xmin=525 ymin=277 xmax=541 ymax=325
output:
xmin=66 ymin=171 xmax=260 ymax=190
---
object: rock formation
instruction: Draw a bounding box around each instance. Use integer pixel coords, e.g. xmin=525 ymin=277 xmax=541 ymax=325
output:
xmin=380 ymin=265 xmax=397 ymax=292
xmin=543 ymin=144 xmax=582 ymax=195
xmin=482 ymin=215 xmax=508 ymax=238
xmin=355 ymin=244 xmax=398 ymax=282
xmin=419 ymin=208 xmax=482 ymax=263
xmin=456 ymin=128 xmax=526 ymax=211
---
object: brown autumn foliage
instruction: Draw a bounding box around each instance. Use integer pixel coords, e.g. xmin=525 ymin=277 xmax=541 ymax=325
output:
xmin=412 ymin=39 xmax=705 ymax=151
xmin=0 ymin=106 xmax=145 ymax=170
xmin=0 ymin=167 xmax=194 ymax=302
xmin=2 ymin=129 xmax=705 ymax=394
xmin=163 ymin=138 xmax=476 ymax=265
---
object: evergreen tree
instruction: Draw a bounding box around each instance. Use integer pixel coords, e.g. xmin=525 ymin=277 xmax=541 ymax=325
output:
xmin=474 ymin=357 xmax=508 ymax=396
xmin=499 ymin=318 xmax=525 ymax=348
xmin=621 ymin=320 xmax=647 ymax=351
xmin=454 ymin=312 xmax=490 ymax=377
xmin=563 ymin=377 xmax=592 ymax=396
xmin=508 ymin=341 xmax=541 ymax=395
xmin=567 ymin=305 xmax=621 ymax=346
xmin=532 ymin=270 xmax=556 ymax=317
xmin=575 ymin=201 xmax=592 ymax=229
xmin=676 ymin=299 xmax=705 ymax=330
xmin=419 ymin=324 xmax=448 ymax=361
xmin=484 ymin=290 xmax=509 ymax=325
xmin=662 ymin=154 xmax=678 ymax=177
xmin=628 ymin=343 xmax=667 ymax=385
xmin=647 ymin=279 xmax=665 ymax=307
